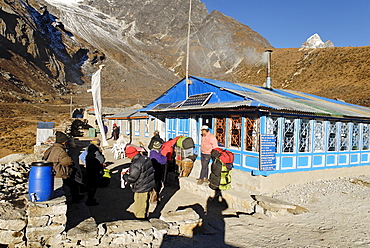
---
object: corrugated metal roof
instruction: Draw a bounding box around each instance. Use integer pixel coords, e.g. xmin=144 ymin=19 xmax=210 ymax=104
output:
xmin=107 ymin=109 xmax=148 ymax=119
xmin=87 ymin=107 xmax=127 ymax=115
xmin=144 ymin=76 xmax=370 ymax=119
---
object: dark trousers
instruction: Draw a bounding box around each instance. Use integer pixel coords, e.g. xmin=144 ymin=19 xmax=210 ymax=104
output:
xmin=86 ymin=185 xmax=97 ymax=203
xmin=63 ymin=178 xmax=80 ymax=203
xmin=163 ymin=162 xmax=169 ymax=184
xmin=154 ymin=167 xmax=163 ymax=195
xmin=86 ymin=176 xmax=98 ymax=202
xmin=200 ymin=153 xmax=211 ymax=180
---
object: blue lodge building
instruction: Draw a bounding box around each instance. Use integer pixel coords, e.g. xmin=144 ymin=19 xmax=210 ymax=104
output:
xmin=142 ymin=76 xmax=370 ymax=180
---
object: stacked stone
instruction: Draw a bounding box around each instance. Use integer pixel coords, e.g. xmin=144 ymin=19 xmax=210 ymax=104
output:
xmin=61 ymin=209 xmax=202 ymax=247
xmin=0 ymin=200 xmax=27 ymax=246
xmin=65 ymin=217 xmax=99 ymax=247
xmin=0 ymin=161 xmax=30 ymax=200
xmin=96 ymin=219 xmax=164 ymax=247
xmin=0 ymin=193 xmax=203 ymax=247
xmin=160 ymin=208 xmax=203 ymax=237
xmin=26 ymin=195 xmax=67 ymax=247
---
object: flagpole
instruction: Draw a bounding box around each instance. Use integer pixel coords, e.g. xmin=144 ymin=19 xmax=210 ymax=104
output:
xmin=185 ymin=0 xmax=192 ymax=99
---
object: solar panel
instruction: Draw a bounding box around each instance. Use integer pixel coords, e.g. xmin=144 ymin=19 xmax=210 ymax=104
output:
xmin=180 ymin=92 xmax=213 ymax=107
xmin=168 ymin=100 xmax=185 ymax=108
xmin=152 ymin=103 xmax=172 ymax=110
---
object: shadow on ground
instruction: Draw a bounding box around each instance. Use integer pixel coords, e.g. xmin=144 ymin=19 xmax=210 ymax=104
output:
xmin=160 ymin=191 xmax=236 ymax=247
xmin=65 ymin=138 xmax=181 ymax=229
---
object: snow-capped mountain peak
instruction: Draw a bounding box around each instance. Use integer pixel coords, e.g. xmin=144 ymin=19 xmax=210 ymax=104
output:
xmin=301 ymin=33 xmax=334 ymax=49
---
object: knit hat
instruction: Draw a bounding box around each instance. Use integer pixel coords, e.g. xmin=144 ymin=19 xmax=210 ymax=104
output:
xmin=152 ymin=141 xmax=162 ymax=150
xmin=91 ymin=137 xmax=101 ymax=145
xmin=55 ymin=131 xmax=69 ymax=144
xmin=201 ymin=125 xmax=209 ymax=130
xmin=125 ymin=146 xmax=139 ymax=158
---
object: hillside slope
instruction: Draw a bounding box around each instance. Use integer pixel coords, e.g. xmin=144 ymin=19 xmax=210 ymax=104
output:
xmin=233 ymin=47 xmax=370 ymax=107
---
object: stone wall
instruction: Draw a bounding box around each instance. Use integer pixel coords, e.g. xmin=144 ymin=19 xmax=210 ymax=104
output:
xmin=0 ymin=200 xmax=27 ymax=245
xmin=26 ymin=194 xmax=67 ymax=247
xmin=0 ymin=194 xmax=202 ymax=247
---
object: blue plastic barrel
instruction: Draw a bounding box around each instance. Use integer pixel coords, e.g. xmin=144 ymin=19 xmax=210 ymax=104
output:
xmin=28 ymin=162 xmax=54 ymax=202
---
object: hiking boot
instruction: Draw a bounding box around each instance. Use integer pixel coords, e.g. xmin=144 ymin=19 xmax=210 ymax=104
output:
xmin=197 ymin=179 xmax=204 ymax=185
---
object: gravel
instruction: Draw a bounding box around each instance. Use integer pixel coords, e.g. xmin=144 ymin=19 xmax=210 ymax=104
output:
xmin=272 ymin=175 xmax=370 ymax=205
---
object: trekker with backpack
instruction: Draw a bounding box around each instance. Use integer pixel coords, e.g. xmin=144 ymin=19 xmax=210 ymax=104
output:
xmin=123 ymin=145 xmax=155 ymax=219
xmin=148 ymin=130 xmax=164 ymax=150
xmin=43 ymin=131 xmax=80 ymax=204
xmin=149 ymin=141 xmax=167 ymax=203
xmin=85 ymin=138 xmax=106 ymax=206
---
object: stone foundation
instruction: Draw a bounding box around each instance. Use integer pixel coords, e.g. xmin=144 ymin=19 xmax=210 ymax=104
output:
xmin=0 ymin=194 xmax=203 ymax=247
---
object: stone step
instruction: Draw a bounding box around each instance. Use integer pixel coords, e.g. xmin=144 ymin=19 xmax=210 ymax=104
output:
xmin=178 ymin=175 xmax=255 ymax=214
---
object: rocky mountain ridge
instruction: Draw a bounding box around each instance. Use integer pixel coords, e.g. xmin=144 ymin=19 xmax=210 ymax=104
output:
xmin=0 ymin=0 xmax=89 ymax=103
xmin=1 ymin=0 xmax=272 ymax=106
xmin=0 ymin=0 xmax=369 ymax=108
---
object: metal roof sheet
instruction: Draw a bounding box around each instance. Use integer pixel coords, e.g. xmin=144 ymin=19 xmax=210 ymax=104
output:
xmin=144 ymin=76 xmax=370 ymax=119
xmin=37 ymin=122 xmax=54 ymax=129
xmin=107 ymin=109 xmax=148 ymax=119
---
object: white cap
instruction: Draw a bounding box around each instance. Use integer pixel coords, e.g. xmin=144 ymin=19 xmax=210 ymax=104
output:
xmin=201 ymin=125 xmax=209 ymax=130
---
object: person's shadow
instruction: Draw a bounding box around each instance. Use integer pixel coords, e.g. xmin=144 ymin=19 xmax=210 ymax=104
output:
xmin=150 ymin=171 xmax=180 ymax=218
xmin=160 ymin=190 xmax=236 ymax=247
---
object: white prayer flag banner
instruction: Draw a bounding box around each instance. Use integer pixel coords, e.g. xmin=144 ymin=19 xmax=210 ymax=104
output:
xmin=90 ymin=65 xmax=109 ymax=147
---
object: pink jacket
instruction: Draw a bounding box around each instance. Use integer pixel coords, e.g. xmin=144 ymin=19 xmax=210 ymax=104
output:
xmin=201 ymin=132 xmax=218 ymax=154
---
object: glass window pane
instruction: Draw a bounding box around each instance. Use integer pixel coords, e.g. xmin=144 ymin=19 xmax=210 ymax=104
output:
xmin=245 ymin=117 xmax=259 ymax=152
xmin=283 ymin=118 xmax=294 ymax=153
xmin=352 ymin=123 xmax=359 ymax=150
xmin=328 ymin=121 xmax=337 ymax=151
xmin=314 ymin=121 xmax=324 ymax=152
xmin=267 ymin=117 xmax=279 ymax=151
xmin=299 ymin=119 xmax=311 ymax=152
xmin=229 ymin=116 xmax=241 ymax=148
xmin=215 ymin=117 xmax=226 ymax=147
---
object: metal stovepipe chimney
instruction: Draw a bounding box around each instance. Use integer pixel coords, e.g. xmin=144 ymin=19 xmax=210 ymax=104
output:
xmin=265 ymin=49 xmax=273 ymax=90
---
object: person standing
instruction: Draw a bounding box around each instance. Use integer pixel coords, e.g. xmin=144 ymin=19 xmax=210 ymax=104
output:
xmin=198 ymin=125 xmax=218 ymax=185
xmin=103 ymin=123 xmax=108 ymax=137
xmin=149 ymin=141 xmax=167 ymax=203
xmin=43 ymin=131 xmax=80 ymax=203
xmin=123 ymin=146 xmax=155 ymax=219
xmin=111 ymin=123 xmax=120 ymax=140
xmin=85 ymin=137 xmax=106 ymax=206
xmin=148 ymin=130 xmax=164 ymax=150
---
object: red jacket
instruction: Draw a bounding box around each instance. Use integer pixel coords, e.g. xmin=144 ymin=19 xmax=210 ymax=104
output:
xmin=160 ymin=136 xmax=180 ymax=161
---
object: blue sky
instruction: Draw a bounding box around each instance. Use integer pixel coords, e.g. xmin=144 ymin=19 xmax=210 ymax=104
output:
xmin=201 ymin=0 xmax=369 ymax=48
